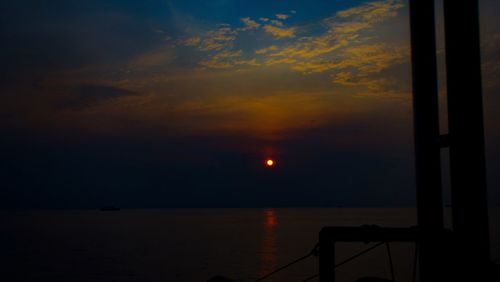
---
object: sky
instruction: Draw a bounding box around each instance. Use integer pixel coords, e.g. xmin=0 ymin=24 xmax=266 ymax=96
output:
xmin=1 ymin=0 xmax=499 ymax=209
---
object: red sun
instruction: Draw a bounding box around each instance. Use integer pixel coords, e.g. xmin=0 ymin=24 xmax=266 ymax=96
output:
xmin=265 ymin=159 xmax=275 ymax=167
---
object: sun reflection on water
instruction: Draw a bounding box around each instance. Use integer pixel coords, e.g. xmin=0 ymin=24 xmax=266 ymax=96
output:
xmin=259 ymin=208 xmax=278 ymax=281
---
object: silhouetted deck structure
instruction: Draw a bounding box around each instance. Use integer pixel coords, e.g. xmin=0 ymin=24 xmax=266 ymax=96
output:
xmin=318 ymin=0 xmax=492 ymax=281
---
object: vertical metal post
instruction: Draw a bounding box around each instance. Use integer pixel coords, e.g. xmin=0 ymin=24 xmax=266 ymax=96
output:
xmin=408 ymin=0 xmax=444 ymax=281
xmin=319 ymin=229 xmax=335 ymax=282
xmin=443 ymin=0 xmax=490 ymax=279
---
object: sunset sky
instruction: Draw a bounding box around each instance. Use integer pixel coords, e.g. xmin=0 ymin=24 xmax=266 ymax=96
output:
xmin=1 ymin=0 xmax=499 ymax=208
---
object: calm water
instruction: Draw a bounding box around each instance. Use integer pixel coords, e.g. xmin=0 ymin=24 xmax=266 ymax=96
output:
xmin=1 ymin=208 xmax=499 ymax=282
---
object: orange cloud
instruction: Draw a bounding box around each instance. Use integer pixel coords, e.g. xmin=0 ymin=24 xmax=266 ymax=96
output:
xmin=264 ymin=57 xmax=297 ymax=66
xmin=200 ymin=27 xmax=237 ymax=51
xmin=171 ymin=91 xmax=345 ymax=139
xmin=241 ymin=17 xmax=261 ymax=30
xmin=291 ymin=61 xmax=343 ymax=73
xmin=263 ymin=25 xmax=296 ymax=38
xmin=181 ymin=36 xmax=201 ymax=46
xmin=256 ymin=0 xmax=407 ymax=94
xmin=271 ymin=20 xmax=284 ymax=27
xmin=276 ymin=14 xmax=289 ymax=20
xmin=255 ymin=45 xmax=279 ymax=55
xmin=336 ymin=0 xmax=404 ymax=22
xmin=332 ymin=71 xmax=395 ymax=92
xmin=289 ymin=44 xmax=408 ymax=74
xmin=212 ymin=50 xmax=243 ymax=60
xmin=132 ymin=0 xmax=408 ymax=93
xmin=200 ymin=50 xmax=242 ymax=69
xmin=200 ymin=50 xmax=260 ymax=69
xmin=268 ymin=34 xmax=355 ymax=59
xmin=175 ymin=0 xmax=405 ymax=80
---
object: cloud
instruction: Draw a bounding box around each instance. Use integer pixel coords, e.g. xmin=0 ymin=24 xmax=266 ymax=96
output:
xmin=332 ymin=22 xmax=372 ymax=34
xmin=57 ymin=85 xmax=140 ymax=109
xmin=335 ymin=0 xmax=404 ymax=23
xmin=241 ymin=17 xmax=261 ymax=30
xmin=200 ymin=27 xmax=238 ymax=51
xmin=200 ymin=50 xmax=243 ymax=69
xmin=172 ymin=0 xmax=406 ymax=84
xmin=199 ymin=60 xmax=233 ymax=69
xmin=172 ymin=91 xmax=343 ymax=138
xmin=332 ymin=71 xmax=393 ymax=91
xmin=291 ymin=61 xmax=344 ymax=73
xmin=269 ymin=0 xmax=403 ymax=59
xmin=263 ymin=25 xmax=296 ymax=38
xmin=256 ymin=0 xmax=406 ymax=93
xmin=290 ymin=44 xmax=408 ymax=74
xmin=265 ymin=57 xmax=297 ymax=66
xmin=200 ymin=50 xmax=260 ymax=69
xmin=212 ymin=50 xmax=243 ymax=60
xmin=255 ymin=45 xmax=279 ymax=55
xmin=340 ymin=44 xmax=408 ymax=73
xmin=181 ymin=36 xmax=202 ymax=46
xmin=234 ymin=58 xmax=260 ymax=66
xmin=268 ymin=34 xmax=355 ymax=59
xmin=176 ymin=18 xmax=267 ymax=70
xmin=129 ymin=48 xmax=176 ymax=69
xmin=270 ymin=20 xmax=284 ymax=27
xmin=276 ymin=14 xmax=290 ymax=20
xmin=322 ymin=0 xmax=404 ymax=35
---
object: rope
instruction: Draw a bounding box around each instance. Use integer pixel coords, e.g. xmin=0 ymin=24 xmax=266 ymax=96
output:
xmin=257 ymin=240 xmax=411 ymax=282
xmin=334 ymin=241 xmax=385 ymax=269
xmin=254 ymin=243 xmax=319 ymax=282
xmin=300 ymin=242 xmax=386 ymax=282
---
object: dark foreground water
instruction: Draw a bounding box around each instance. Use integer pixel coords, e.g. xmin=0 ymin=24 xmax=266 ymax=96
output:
xmin=1 ymin=208 xmax=499 ymax=282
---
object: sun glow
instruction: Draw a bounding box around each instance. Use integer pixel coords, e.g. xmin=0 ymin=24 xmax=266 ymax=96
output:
xmin=266 ymin=159 xmax=275 ymax=167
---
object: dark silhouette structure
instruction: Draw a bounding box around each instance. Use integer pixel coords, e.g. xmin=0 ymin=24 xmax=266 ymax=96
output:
xmin=319 ymin=1 xmax=492 ymax=281
xmin=443 ymin=1 xmax=491 ymax=281
xmin=408 ymin=1 xmax=445 ymax=280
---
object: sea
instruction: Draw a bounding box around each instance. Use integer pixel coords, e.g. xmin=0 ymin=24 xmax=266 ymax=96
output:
xmin=1 ymin=208 xmax=499 ymax=282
